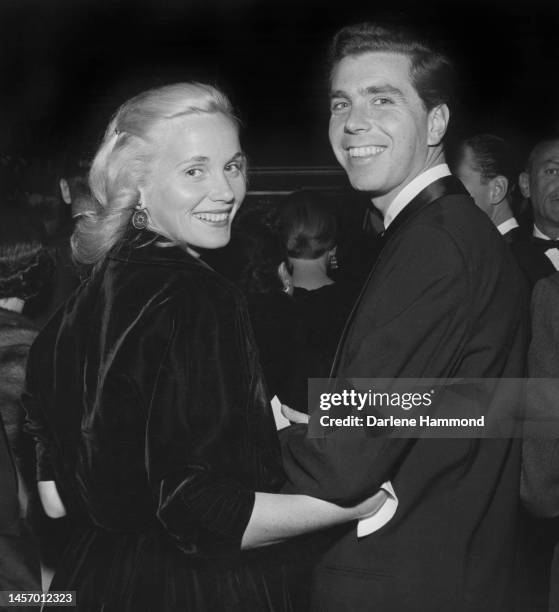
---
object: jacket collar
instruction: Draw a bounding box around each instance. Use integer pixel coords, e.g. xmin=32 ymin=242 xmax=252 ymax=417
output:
xmin=329 ymin=175 xmax=468 ymax=377
xmin=382 ymin=175 xmax=468 ymax=244
xmin=108 ymin=229 xmax=211 ymax=270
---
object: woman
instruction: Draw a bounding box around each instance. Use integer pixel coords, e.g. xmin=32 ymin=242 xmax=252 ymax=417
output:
xmin=231 ymin=210 xmax=303 ymax=403
xmin=0 ymin=208 xmax=51 ymax=593
xmin=23 ymin=83 xmax=386 ymax=611
xmin=278 ymin=190 xmax=357 ymax=412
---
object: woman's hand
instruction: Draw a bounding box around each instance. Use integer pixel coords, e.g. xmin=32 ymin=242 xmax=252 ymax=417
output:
xmin=350 ymin=489 xmax=388 ymax=520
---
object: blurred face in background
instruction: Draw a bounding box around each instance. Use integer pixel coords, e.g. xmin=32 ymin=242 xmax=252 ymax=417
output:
xmin=520 ymin=140 xmax=559 ymax=237
xmin=142 ymin=112 xmax=246 ymax=255
xmin=455 ymin=146 xmax=498 ymax=217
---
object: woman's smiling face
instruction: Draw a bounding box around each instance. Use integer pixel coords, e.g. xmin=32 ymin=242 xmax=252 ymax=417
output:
xmin=142 ymin=112 xmax=246 ymax=254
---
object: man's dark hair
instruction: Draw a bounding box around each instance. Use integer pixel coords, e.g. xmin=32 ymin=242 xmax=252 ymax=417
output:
xmin=329 ymin=23 xmax=455 ymax=111
xmin=460 ymin=134 xmax=518 ymax=189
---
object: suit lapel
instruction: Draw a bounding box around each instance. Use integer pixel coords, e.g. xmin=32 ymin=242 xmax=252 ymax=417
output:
xmin=329 ymin=175 xmax=468 ymax=376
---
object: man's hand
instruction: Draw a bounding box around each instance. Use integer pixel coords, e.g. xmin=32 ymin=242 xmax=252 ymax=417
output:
xmin=281 ymin=404 xmax=309 ymax=424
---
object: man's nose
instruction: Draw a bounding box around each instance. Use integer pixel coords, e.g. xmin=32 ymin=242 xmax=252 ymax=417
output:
xmin=344 ymin=104 xmax=371 ymax=134
xmin=209 ymin=173 xmax=235 ymax=203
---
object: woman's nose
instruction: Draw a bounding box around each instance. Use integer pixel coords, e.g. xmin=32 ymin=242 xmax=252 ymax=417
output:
xmin=209 ymin=174 xmax=235 ymax=203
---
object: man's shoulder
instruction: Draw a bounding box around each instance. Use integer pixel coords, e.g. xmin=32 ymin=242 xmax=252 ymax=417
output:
xmin=533 ymin=271 xmax=559 ymax=302
xmin=397 ymin=192 xmax=499 ymax=251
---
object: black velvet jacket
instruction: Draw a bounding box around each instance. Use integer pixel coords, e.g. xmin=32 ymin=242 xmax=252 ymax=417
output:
xmin=23 ymin=233 xmax=284 ymax=559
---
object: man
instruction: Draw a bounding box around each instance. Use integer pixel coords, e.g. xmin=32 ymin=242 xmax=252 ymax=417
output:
xmin=513 ymin=138 xmax=559 ymax=288
xmin=281 ymin=23 xmax=528 ymax=611
xmin=520 ymin=271 xmax=559 ymax=612
xmin=453 ymin=133 xmax=521 ymax=243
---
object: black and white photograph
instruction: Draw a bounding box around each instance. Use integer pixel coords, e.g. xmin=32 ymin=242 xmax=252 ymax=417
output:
xmin=0 ymin=0 xmax=558 ymax=610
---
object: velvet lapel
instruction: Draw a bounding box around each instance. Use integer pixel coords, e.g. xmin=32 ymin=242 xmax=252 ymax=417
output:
xmin=329 ymin=175 xmax=468 ymax=377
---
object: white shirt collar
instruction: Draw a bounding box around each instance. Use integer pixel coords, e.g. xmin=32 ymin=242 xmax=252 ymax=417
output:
xmin=497 ymin=218 xmax=519 ymax=236
xmin=383 ymin=164 xmax=451 ymax=229
xmin=533 ymin=225 xmax=553 ymax=240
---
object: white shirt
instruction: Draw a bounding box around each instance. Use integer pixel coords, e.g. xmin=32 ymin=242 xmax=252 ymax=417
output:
xmin=383 ymin=164 xmax=452 ymax=229
xmin=533 ymin=225 xmax=559 ymax=271
xmin=497 ymin=218 xmax=519 ymax=236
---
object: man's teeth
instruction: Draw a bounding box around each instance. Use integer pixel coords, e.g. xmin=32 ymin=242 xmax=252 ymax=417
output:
xmin=348 ymin=146 xmax=386 ymax=158
xmin=194 ymin=212 xmax=229 ymax=222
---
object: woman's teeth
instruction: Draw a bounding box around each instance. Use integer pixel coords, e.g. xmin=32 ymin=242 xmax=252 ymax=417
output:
xmin=194 ymin=212 xmax=229 ymax=222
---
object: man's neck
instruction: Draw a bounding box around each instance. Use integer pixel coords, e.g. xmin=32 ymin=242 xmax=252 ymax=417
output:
xmin=534 ymin=219 xmax=559 ymax=240
xmin=491 ymin=199 xmax=515 ymax=227
xmin=372 ymin=148 xmax=446 ymax=216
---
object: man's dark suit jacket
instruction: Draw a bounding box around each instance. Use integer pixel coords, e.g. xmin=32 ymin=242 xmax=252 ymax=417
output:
xmin=282 ymin=176 xmax=529 ymax=612
xmin=502 ymin=225 xmax=522 ymax=245
xmin=512 ymin=237 xmax=558 ymax=289
xmin=522 ymin=272 xmax=559 ymax=611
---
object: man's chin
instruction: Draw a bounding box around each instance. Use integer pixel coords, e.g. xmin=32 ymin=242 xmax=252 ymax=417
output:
xmin=347 ymin=172 xmax=382 ymax=193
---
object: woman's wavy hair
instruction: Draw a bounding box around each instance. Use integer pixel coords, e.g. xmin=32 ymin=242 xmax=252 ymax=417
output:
xmin=0 ymin=207 xmax=55 ymax=301
xmin=72 ymin=82 xmax=239 ymax=265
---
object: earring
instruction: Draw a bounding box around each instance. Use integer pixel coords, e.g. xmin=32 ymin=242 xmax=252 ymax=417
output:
xmin=328 ymin=251 xmax=339 ymax=271
xmin=131 ymin=202 xmax=149 ymax=230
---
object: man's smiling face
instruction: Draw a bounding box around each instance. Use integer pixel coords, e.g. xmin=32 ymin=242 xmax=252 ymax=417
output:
xmin=328 ymin=51 xmax=441 ymax=213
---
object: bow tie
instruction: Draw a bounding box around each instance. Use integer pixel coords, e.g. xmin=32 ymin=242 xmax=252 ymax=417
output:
xmin=531 ymin=237 xmax=559 ymax=250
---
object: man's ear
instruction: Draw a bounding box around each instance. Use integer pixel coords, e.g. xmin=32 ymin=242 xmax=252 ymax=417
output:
xmin=489 ymin=176 xmax=508 ymax=205
xmin=519 ymin=172 xmax=531 ymax=199
xmin=427 ymin=104 xmax=450 ymax=146
xmin=59 ymin=178 xmax=72 ymax=205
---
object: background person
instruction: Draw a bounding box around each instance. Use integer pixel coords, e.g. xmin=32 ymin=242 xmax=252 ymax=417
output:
xmin=278 ymin=189 xmax=357 ymax=413
xmin=452 ymin=133 xmax=522 ymax=243
xmin=513 ymin=137 xmax=559 ymax=288
xmin=0 ymin=207 xmax=51 ymax=595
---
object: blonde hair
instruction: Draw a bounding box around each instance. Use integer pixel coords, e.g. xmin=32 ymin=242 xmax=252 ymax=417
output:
xmin=72 ymin=82 xmax=238 ymax=265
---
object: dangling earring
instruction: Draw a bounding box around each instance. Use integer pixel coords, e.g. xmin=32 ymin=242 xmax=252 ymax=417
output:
xmin=282 ymin=279 xmax=293 ymax=294
xmin=328 ymin=250 xmax=339 ymax=271
xmin=131 ymin=201 xmax=149 ymax=230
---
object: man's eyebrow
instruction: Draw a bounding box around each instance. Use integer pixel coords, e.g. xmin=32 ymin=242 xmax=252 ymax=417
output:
xmin=362 ymin=85 xmax=404 ymax=98
xmin=329 ymin=85 xmax=405 ymax=99
xmin=176 ymin=155 xmax=209 ymax=167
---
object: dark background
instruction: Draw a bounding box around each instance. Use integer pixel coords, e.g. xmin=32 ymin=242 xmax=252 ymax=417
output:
xmin=1 ymin=0 xmax=558 ymax=168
